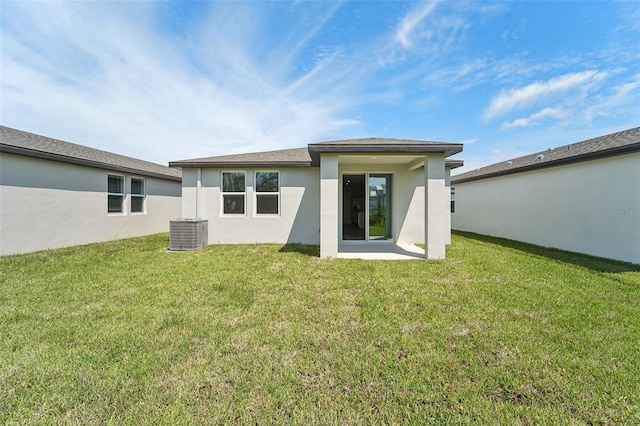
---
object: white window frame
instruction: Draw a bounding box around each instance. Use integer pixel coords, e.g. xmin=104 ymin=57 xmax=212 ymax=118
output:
xmin=107 ymin=174 xmax=125 ymax=214
xmin=254 ymin=171 xmax=280 ymax=216
xmin=221 ymin=171 xmax=246 ymax=216
xmin=130 ymin=177 xmax=146 ymax=214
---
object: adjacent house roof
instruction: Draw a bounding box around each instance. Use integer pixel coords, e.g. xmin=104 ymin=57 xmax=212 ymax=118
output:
xmin=445 ymin=159 xmax=464 ymax=169
xmin=0 ymin=126 xmax=182 ymax=181
xmin=452 ymin=127 xmax=640 ymax=184
xmin=170 ymin=137 xmax=463 ymax=168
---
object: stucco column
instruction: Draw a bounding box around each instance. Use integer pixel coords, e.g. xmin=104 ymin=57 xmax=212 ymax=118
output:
xmin=320 ymin=154 xmax=339 ymax=258
xmin=424 ymin=154 xmax=447 ymax=259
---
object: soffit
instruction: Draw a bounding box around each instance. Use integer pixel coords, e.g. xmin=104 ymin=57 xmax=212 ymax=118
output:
xmin=337 ymin=154 xmax=423 ymax=166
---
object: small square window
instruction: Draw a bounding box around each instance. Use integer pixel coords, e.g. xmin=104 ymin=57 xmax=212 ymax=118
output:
xmin=223 ymin=172 xmax=246 ymax=192
xmin=256 ymin=194 xmax=278 ymax=214
xmin=223 ymin=194 xmax=245 ymax=214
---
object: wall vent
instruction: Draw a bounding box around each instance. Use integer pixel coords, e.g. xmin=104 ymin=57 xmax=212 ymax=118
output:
xmin=169 ymin=218 xmax=208 ymax=251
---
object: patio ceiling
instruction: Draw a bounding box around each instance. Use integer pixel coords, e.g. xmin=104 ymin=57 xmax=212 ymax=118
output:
xmin=337 ymin=154 xmax=426 ymax=166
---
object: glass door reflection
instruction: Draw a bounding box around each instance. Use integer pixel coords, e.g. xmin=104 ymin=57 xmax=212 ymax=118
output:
xmin=368 ymin=174 xmax=392 ymax=240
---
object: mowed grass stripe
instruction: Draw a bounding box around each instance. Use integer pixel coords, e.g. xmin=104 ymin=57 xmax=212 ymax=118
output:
xmin=1 ymin=232 xmax=638 ymax=424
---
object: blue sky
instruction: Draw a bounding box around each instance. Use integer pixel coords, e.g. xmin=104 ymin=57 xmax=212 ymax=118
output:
xmin=1 ymin=1 xmax=638 ymax=174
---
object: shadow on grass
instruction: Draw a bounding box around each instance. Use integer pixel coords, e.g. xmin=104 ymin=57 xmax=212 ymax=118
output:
xmin=278 ymin=244 xmax=320 ymax=257
xmin=453 ymin=230 xmax=640 ymax=273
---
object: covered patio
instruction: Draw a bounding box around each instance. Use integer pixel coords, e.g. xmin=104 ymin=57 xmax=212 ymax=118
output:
xmin=309 ymin=138 xmax=463 ymax=260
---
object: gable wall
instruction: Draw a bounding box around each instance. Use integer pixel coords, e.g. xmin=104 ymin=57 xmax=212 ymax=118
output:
xmin=0 ymin=152 xmax=182 ymax=256
xmin=451 ymin=152 xmax=640 ymax=264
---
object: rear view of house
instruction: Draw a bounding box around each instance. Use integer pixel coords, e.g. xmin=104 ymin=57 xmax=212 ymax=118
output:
xmin=451 ymin=127 xmax=640 ymax=264
xmin=0 ymin=126 xmax=182 ymax=256
xmin=170 ymin=138 xmax=463 ymax=259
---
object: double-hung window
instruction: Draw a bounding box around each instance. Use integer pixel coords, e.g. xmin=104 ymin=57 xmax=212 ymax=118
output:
xmin=107 ymin=174 xmax=125 ymax=213
xmin=255 ymin=171 xmax=279 ymax=215
xmin=222 ymin=171 xmax=246 ymax=215
xmin=131 ymin=177 xmax=145 ymax=213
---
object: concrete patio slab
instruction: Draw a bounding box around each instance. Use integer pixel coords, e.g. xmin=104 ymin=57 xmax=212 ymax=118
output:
xmin=337 ymin=242 xmax=425 ymax=260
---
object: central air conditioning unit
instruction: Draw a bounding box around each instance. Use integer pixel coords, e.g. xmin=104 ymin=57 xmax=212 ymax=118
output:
xmin=169 ymin=218 xmax=208 ymax=251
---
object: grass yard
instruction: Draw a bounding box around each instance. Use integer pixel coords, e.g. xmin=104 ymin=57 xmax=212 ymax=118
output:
xmin=1 ymin=232 xmax=639 ymax=424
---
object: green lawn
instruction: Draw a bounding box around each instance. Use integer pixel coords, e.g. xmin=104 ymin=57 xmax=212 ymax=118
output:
xmin=1 ymin=232 xmax=639 ymax=424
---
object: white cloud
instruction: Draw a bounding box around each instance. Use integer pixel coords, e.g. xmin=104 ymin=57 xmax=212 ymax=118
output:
xmin=458 ymin=138 xmax=479 ymax=145
xmin=598 ymin=75 xmax=640 ymax=108
xmin=483 ymin=70 xmax=608 ymax=120
xmin=501 ymin=107 xmax=567 ymax=129
xmin=0 ymin=2 xmax=361 ymax=164
xmin=395 ymin=2 xmax=439 ymax=48
xmin=579 ymin=74 xmax=640 ymax=125
xmin=329 ymin=119 xmax=361 ymax=127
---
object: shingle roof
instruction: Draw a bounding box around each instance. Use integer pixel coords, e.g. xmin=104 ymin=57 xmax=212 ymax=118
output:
xmin=0 ymin=126 xmax=182 ymax=181
xmin=445 ymin=159 xmax=464 ymax=169
xmin=452 ymin=127 xmax=640 ymax=184
xmin=169 ymin=147 xmax=312 ymax=168
xmin=170 ymin=137 xmax=463 ymax=168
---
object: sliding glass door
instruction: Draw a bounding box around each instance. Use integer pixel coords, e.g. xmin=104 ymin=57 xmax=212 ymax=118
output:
xmin=368 ymin=174 xmax=392 ymax=240
xmin=342 ymin=173 xmax=392 ymax=241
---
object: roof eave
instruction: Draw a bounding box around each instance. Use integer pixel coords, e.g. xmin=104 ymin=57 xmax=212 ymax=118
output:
xmin=445 ymin=159 xmax=464 ymax=169
xmin=1 ymin=144 xmax=182 ymax=181
xmin=308 ymin=143 xmax=463 ymax=166
xmin=308 ymin=143 xmax=463 ymax=155
xmin=168 ymin=160 xmax=313 ymax=168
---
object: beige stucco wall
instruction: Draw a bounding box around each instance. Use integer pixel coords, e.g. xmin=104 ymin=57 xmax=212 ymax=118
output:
xmin=181 ymin=167 xmax=320 ymax=245
xmin=0 ymin=152 xmax=182 ymax=256
xmin=451 ymin=152 xmax=640 ymax=264
xmin=320 ymin=155 xmax=339 ymax=256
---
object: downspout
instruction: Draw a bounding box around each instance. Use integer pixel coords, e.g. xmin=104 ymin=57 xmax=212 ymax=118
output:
xmin=196 ymin=168 xmax=202 ymax=218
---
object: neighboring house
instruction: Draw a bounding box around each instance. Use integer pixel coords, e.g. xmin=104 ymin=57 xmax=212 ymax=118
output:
xmin=0 ymin=126 xmax=182 ymax=256
xmin=451 ymin=127 xmax=640 ymax=265
xmin=169 ymin=138 xmax=463 ymax=259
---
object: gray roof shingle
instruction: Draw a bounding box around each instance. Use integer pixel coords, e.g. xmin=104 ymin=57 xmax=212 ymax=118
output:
xmin=0 ymin=126 xmax=181 ymax=181
xmin=169 ymin=147 xmax=312 ymax=168
xmin=170 ymin=137 xmax=463 ymax=168
xmin=452 ymin=127 xmax=640 ymax=184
